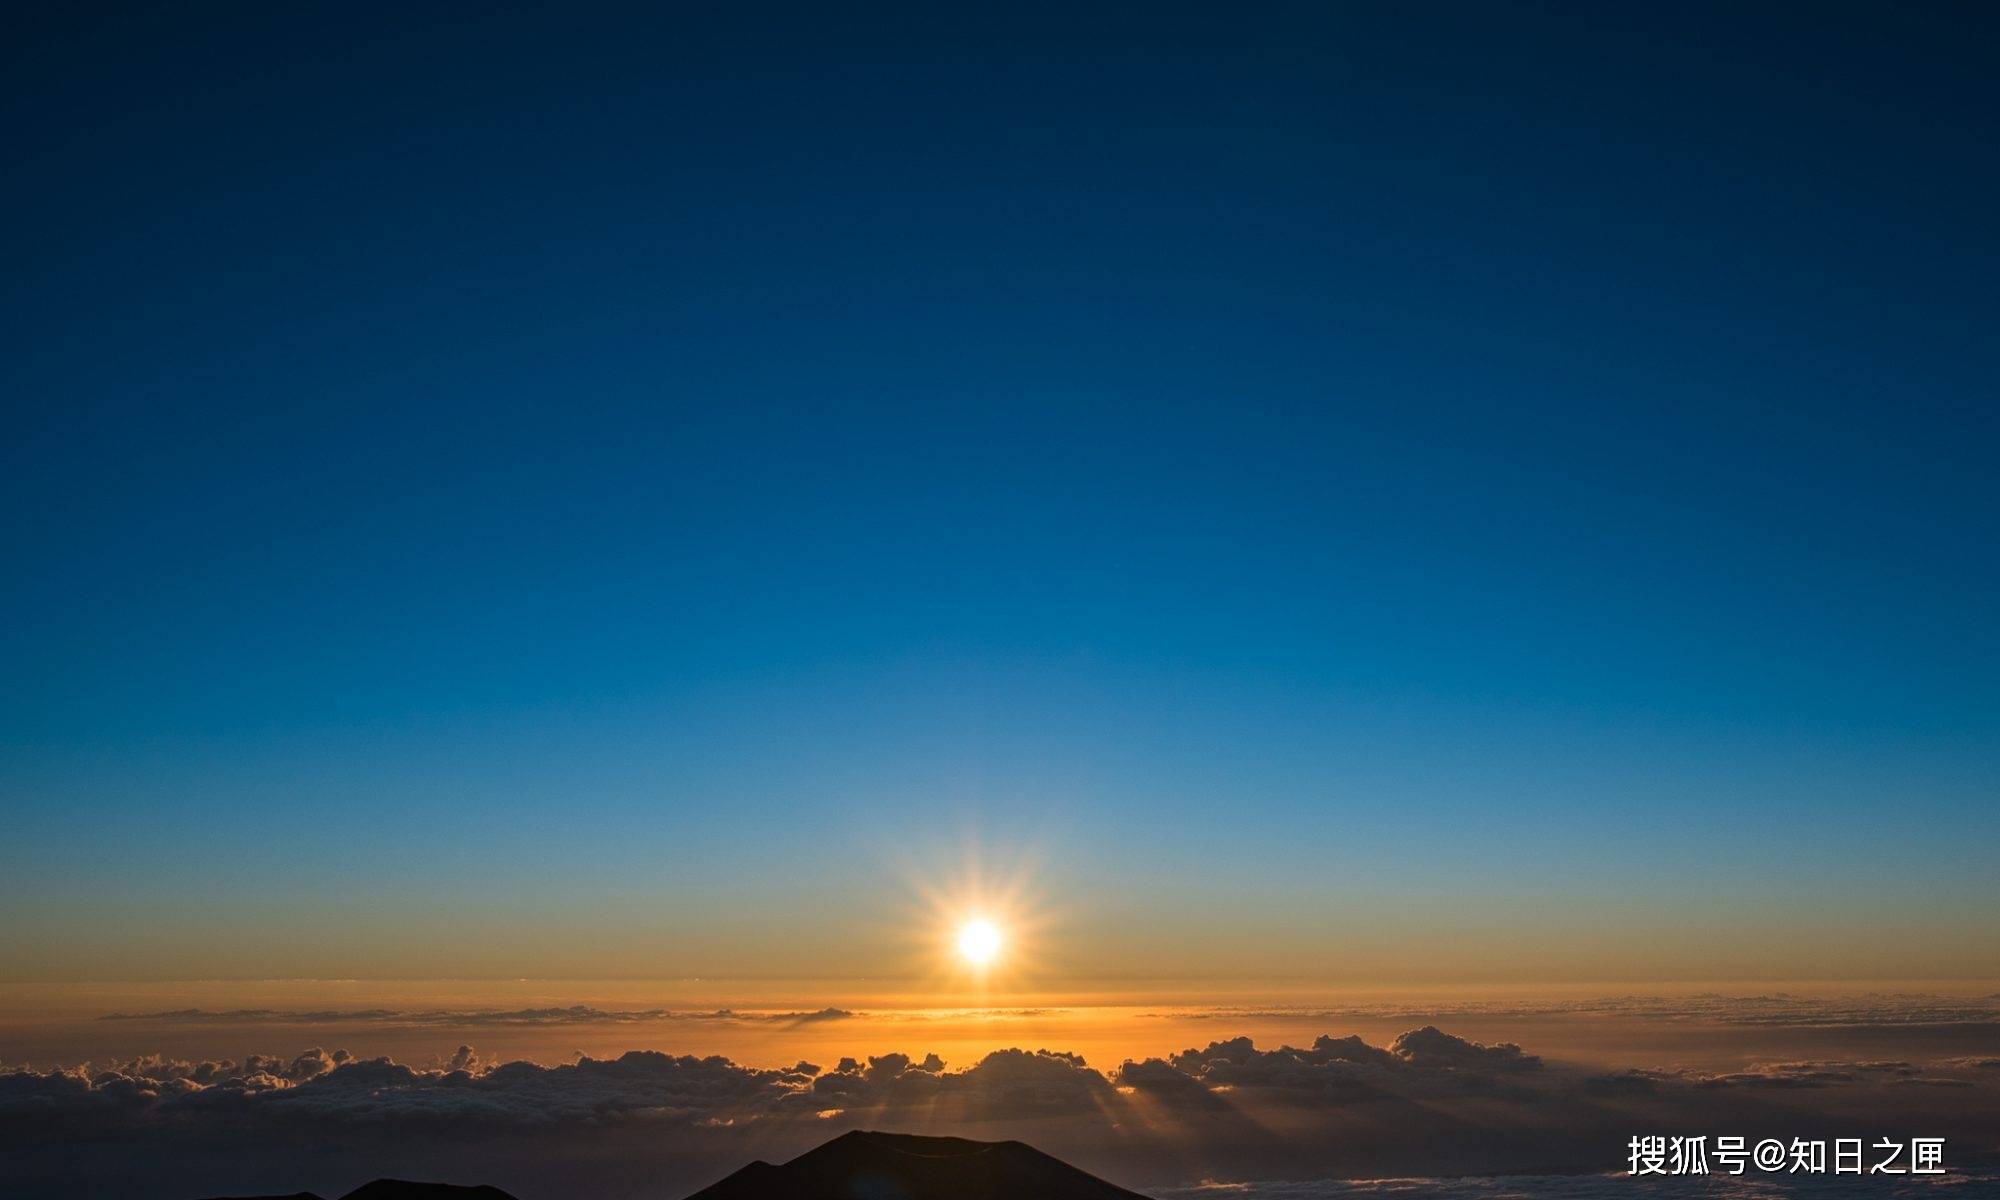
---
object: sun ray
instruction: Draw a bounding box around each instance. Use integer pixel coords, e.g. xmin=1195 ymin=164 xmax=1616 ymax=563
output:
xmin=883 ymin=832 xmax=1062 ymax=1004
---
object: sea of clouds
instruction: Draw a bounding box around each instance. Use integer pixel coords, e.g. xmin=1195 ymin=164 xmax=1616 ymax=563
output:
xmin=3 ymin=1021 xmax=1995 ymax=1199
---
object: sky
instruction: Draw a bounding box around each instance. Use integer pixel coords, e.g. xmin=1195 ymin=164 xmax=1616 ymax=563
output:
xmin=2 ymin=2 xmax=1996 ymax=987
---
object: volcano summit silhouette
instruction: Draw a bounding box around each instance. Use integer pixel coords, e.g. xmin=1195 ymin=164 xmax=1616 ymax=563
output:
xmin=195 ymin=1131 xmax=1147 ymax=1200
xmin=200 ymin=1184 xmax=516 ymax=1200
xmin=682 ymin=1130 xmax=1150 ymax=1200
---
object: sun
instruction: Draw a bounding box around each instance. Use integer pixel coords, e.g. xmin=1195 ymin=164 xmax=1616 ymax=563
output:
xmin=956 ymin=918 xmax=1002 ymax=967
xmin=898 ymin=845 xmax=1050 ymax=986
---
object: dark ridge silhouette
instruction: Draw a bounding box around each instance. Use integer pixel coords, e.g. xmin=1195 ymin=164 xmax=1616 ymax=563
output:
xmin=342 ymin=1184 xmax=518 ymax=1200
xmin=682 ymin=1129 xmax=1150 ymax=1199
xmin=199 ymin=1183 xmax=517 ymax=1200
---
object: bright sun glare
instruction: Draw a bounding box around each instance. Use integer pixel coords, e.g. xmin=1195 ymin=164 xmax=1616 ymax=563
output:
xmin=956 ymin=918 xmax=1002 ymax=966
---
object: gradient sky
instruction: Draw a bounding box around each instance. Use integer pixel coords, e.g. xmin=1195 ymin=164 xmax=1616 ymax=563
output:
xmin=3 ymin=2 xmax=1995 ymax=985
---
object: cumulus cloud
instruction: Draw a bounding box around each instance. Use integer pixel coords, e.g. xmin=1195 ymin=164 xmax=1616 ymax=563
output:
xmin=1386 ymin=1026 xmax=1540 ymax=1071
xmin=11 ymin=1027 xmax=1987 ymax=1134
xmin=1115 ymin=1026 xmax=1538 ymax=1102
xmin=779 ymin=1045 xmax=1115 ymax=1122
xmin=4 ymin=1026 xmax=1994 ymax=1200
xmin=0 ymin=1041 xmax=1122 ymax=1134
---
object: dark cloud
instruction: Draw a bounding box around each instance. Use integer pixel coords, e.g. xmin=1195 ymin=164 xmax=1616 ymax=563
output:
xmin=1115 ymin=1026 xmax=1537 ymax=1102
xmin=1581 ymin=1068 xmax=1670 ymax=1096
xmin=0 ymin=1042 xmax=1116 ymax=1134
xmin=781 ymin=1007 xmax=858 ymax=1024
xmin=2 ymin=1027 xmax=1518 ymax=1136
xmin=797 ymin=1046 xmax=1111 ymax=1121
xmin=29 ymin=1027 xmax=1982 ymax=1135
xmin=1944 ymin=1057 xmax=2000 ymax=1072
xmin=1695 ymin=1060 xmax=1934 ymax=1089
xmin=4 ymin=1027 xmax=1995 ymax=1200
xmin=1386 ymin=1025 xmax=1540 ymax=1071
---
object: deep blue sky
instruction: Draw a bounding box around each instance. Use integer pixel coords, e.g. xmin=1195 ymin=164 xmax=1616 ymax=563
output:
xmin=3 ymin=2 xmax=1995 ymax=983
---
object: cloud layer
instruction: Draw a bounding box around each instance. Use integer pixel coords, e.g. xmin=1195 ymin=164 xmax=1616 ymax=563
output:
xmin=1146 ymin=991 xmax=2000 ymax=1027
xmin=3 ymin=1024 xmax=1994 ymax=1200
xmin=0 ymin=1025 xmax=1557 ymax=1132
xmin=96 ymin=1005 xmax=858 ymax=1026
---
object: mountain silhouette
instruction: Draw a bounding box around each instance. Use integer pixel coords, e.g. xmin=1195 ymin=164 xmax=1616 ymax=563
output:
xmin=682 ymin=1129 xmax=1150 ymax=1199
xmin=199 ymin=1182 xmax=518 ymax=1200
xmin=342 ymin=1184 xmax=518 ymax=1200
xmin=196 ymin=1134 xmax=1145 ymax=1200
